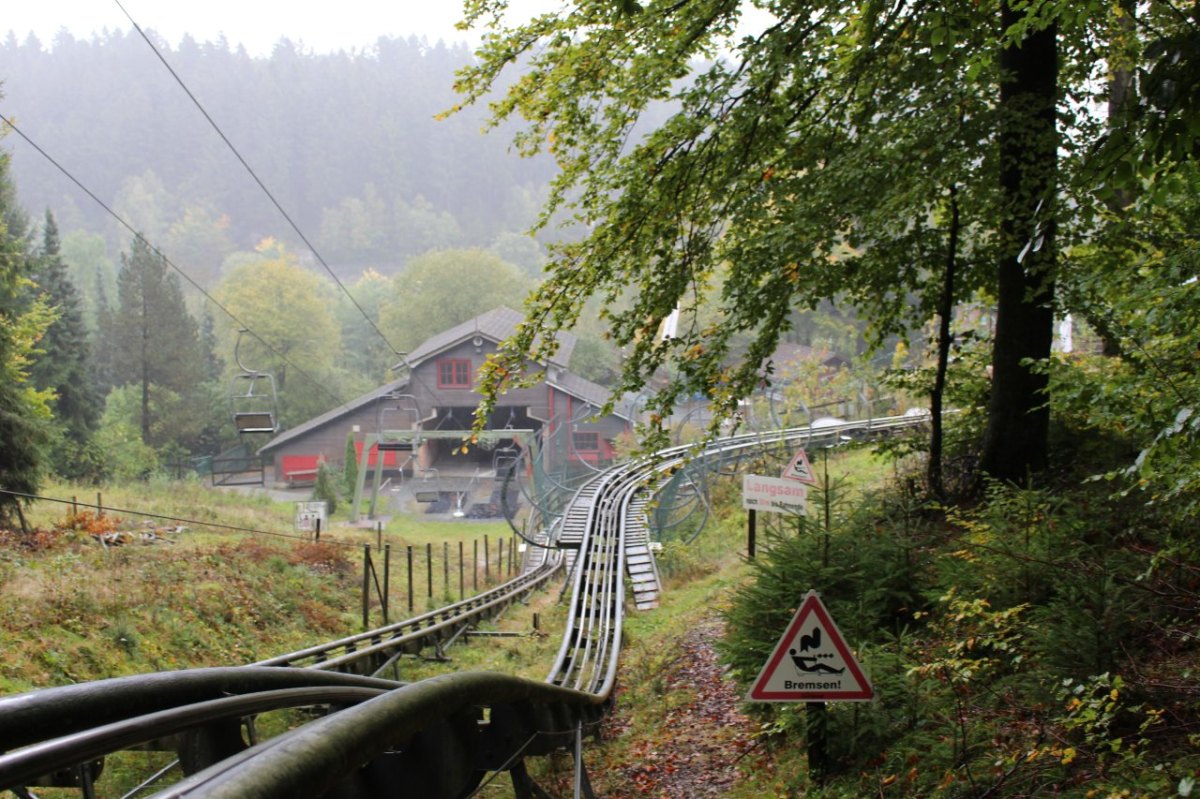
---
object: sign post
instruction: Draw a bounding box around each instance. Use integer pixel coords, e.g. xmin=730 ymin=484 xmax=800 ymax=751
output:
xmin=747 ymin=508 xmax=756 ymax=560
xmin=746 ymin=591 xmax=874 ymax=785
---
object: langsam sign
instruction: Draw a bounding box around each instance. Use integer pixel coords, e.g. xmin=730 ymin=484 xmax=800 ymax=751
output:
xmin=742 ymin=474 xmax=808 ymax=514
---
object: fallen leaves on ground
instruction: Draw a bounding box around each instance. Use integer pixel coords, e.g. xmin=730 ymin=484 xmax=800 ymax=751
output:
xmin=603 ymin=615 xmax=758 ymax=797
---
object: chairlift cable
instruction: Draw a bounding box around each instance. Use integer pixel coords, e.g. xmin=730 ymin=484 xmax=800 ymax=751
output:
xmin=0 ymin=489 xmax=364 ymax=549
xmin=0 ymin=113 xmax=351 ymax=415
xmin=113 ymin=0 xmax=405 ymax=362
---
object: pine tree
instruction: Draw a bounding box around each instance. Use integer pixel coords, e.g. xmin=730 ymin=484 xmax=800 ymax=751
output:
xmin=0 ymin=146 xmax=52 ymax=529
xmin=92 ymin=265 xmax=115 ymax=395
xmin=27 ymin=210 xmax=101 ymax=475
xmin=104 ymin=235 xmax=205 ymax=448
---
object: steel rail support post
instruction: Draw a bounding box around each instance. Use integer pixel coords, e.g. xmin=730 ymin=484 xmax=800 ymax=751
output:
xmin=459 ymin=540 xmax=464 ymax=599
xmin=407 ymin=545 xmax=414 ymax=614
xmin=511 ymin=760 xmax=553 ymax=799
xmin=362 ymin=544 xmax=371 ymax=630
xmin=573 ymin=720 xmax=595 ymax=799
xmin=443 ymin=541 xmax=449 ymax=599
xmin=80 ymin=762 xmax=97 ymax=799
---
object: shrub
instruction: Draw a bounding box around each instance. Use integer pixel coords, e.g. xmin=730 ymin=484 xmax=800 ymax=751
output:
xmin=312 ymin=460 xmax=339 ymax=516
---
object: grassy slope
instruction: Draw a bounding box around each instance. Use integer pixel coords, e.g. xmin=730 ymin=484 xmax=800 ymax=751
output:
xmin=13 ymin=447 xmax=1074 ymax=799
xmin=0 ymin=477 xmax=520 ymax=693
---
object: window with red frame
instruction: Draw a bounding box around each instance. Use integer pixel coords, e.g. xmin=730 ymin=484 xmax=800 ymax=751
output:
xmin=437 ymin=359 xmax=472 ymax=388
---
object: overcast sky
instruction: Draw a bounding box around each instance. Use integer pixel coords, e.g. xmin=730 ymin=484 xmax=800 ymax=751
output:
xmin=3 ymin=1 xmax=551 ymax=55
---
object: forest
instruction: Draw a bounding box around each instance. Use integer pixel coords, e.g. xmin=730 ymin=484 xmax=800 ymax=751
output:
xmin=0 ymin=24 xmax=871 ymax=488
xmin=1 ymin=1 xmax=1200 ymax=795
xmin=0 ymin=29 xmax=557 ymax=272
xmin=0 ymin=30 xmax=592 ymax=487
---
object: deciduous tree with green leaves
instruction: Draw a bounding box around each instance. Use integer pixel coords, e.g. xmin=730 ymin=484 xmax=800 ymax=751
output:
xmin=454 ymin=0 xmax=1197 ymax=483
xmin=214 ymin=239 xmax=345 ymax=428
xmin=379 ymin=248 xmax=532 ymax=354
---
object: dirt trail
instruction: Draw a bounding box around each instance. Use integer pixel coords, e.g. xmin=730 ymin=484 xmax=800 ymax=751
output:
xmin=604 ymin=616 xmax=758 ymax=798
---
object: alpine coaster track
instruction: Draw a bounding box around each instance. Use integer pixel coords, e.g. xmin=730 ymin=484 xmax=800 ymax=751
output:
xmin=0 ymin=415 xmax=926 ymax=798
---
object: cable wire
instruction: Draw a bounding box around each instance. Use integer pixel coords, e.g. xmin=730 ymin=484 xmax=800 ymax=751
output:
xmin=113 ymin=0 xmax=404 ymax=362
xmin=0 ymin=112 xmax=350 ymax=414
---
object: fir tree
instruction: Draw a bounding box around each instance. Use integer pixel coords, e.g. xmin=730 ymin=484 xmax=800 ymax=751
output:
xmin=0 ymin=145 xmax=52 ymax=529
xmin=104 ymin=235 xmax=206 ymax=448
xmin=28 ymin=210 xmax=101 ymax=475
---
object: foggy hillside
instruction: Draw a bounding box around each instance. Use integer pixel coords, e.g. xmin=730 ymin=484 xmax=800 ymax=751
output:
xmin=0 ymin=29 xmax=557 ymax=278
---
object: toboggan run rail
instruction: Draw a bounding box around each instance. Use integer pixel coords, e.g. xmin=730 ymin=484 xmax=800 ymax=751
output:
xmin=0 ymin=416 xmax=926 ymax=798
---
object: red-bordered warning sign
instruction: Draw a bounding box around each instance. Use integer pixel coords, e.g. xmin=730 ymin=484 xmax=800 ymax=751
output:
xmin=781 ymin=447 xmax=817 ymax=485
xmin=746 ymin=591 xmax=874 ymax=702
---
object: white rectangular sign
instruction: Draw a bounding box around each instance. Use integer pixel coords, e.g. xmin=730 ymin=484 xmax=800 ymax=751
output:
xmin=295 ymin=501 xmax=328 ymax=532
xmin=742 ymin=475 xmax=808 ymax=514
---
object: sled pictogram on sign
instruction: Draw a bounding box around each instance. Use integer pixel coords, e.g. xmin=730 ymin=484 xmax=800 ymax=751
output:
xmin=746 ymin=590 xmax=874 ymax=702
xmin=781 ymin=447 xmax=817 ymax=485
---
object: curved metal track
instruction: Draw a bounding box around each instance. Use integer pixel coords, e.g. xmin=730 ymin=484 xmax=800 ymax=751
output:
xmin=0 ymin=415 xmax=926 ymax=798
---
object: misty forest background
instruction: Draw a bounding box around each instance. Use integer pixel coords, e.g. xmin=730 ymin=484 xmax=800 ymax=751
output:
xmin=0 ymin=29 xmax=876 ymax=481
xmin=0 ymin=30 xmax=662 ymax=480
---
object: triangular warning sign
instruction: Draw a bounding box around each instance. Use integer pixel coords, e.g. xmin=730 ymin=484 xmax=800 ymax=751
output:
xmin=781 ymin=448 xmax=817 ymax=485
xmin=747 ymin=591 xmax=873 ymax=702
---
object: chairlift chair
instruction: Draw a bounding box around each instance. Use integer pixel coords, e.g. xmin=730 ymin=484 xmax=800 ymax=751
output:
xmin=376 ymin=393 xmax=422 ymax=452
xmin=230 ymin=373 xmax=279 ymax=435
xmin=229 ymin=331 xmax=279 ymax=436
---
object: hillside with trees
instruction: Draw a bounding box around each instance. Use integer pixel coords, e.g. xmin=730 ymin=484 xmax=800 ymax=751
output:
xmin=1 ymin=3 xmax=1198 ymax=794
xmin=0 ymin=30 xmax=556 ymax=276
xmin=453 ymin=0 xmax=1200 ymax=795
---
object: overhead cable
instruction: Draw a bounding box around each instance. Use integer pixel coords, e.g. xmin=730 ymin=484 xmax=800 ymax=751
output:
xmin=113 ymin=0 xmax=405 ymax=361
xmin=0 ymin=488 xmax=357 ymax=548
xmin=0 ymin=112 xmax=350 ymax=413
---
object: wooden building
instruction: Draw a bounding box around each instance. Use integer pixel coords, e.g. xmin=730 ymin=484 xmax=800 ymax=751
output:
xmin=259 ymin=307 xmax=631 ymax=485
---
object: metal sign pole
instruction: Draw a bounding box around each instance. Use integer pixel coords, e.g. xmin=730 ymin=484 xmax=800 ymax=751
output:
xmin=806 ymin=700 xmax=828 ymax=787
xmin=747 ymin=508 xmax=757 ymax=560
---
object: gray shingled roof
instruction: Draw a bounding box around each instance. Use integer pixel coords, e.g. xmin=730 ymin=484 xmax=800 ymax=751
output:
xmin=547 ymin=370 xmax=632 ymax=421
xmin=404 ymin=306 xmax=576 ymax=369
xmin=258 ymin=376 xmax=411 ymax=454
xmin=260 ymin=307 xmax=595 ymax=454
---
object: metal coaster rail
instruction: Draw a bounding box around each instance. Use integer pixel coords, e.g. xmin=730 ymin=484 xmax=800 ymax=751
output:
xmin=0 ymin=414 xmax=926 ymax=798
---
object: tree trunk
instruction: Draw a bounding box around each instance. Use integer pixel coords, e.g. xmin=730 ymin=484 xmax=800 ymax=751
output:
xmin=141 ymin=272 xmax=151 ymax=445
xmin=979 ymin=4 xmax=1058 ymax=482
xmin=929 ymin=185 xmax=959 ymax=500
xmin=1088 ymin=0 xmax=1137 ymax=358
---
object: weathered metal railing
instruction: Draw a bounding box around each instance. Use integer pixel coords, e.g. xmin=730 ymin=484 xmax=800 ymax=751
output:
xmin=254 ymin=550 xmax=564 ymax=677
